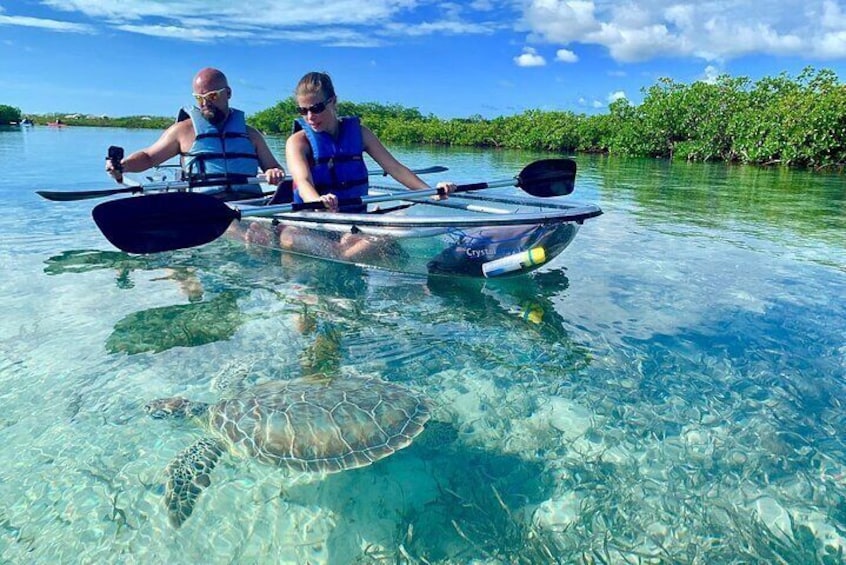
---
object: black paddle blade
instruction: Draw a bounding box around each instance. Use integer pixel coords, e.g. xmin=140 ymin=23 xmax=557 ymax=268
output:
xmin=92 ymin=192 xmax=238 ymax=254
xmin=37 ymin=186 xmax=139 ymax=201
xmin=517 ymin=159 xmax=577 ymax=197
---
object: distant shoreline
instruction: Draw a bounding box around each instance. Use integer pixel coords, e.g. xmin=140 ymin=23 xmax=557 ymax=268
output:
xmin=13 ymin=115 xmax=173 ymax=129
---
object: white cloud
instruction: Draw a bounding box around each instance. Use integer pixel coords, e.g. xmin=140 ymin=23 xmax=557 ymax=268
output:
xmin=596 ymin=23 xmax=679 ymax=62
xmin=115 ymin=24 xmax=253 ymax=42
xmin=700 ymin=19 xmax=803 ymax=59
xmin=470 ymin=0 xmax=495 ymax=10
xmin=577 ymin=96 xmax=606 ymax=109
xmin=384 ymin=19 xmax=498 ymax=37
xmin=21 ymin=0 xmax=499 ymax=44
xmin=8 ymin=0 xmax=846 ymax=63
xmin=813 ymin=30 xmax=846 ymax=58
xmin=116 ymin=21 xmax=385 ymax=46
xmin=607 ymin=90 xmax=626 ymax=103
xmin=522 ymin=0 xmax=600 ymax=42
xmin=821 ymin=0 xmax=846 ymax=29
xmin=0 ymin=13 xmax=93 ymax=33
xmin=555 ymin=48 xmax=578 ymax=62
xmin=41 ymin=0 xmax=406 ymax=25
xmin=702 ymin=64 xmax=721 ymax=84
xmin=519 ymin=0 xmax=846 ymax=62
xmin=663 ymin=4 xmax=695 ymax=30
xmin=515 ymin=46 xmax=547 ymax=66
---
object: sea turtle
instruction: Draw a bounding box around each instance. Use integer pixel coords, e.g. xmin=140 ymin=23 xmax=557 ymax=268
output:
xmin=145 ymin=373 xmax=430 ymax=527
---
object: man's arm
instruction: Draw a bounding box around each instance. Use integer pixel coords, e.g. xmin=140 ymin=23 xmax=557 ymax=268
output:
xmin=117 ymin=122 xmax=186 ymax=174
xmin=247 ymin=126 xmax=286 ymax=184
xmin=247 ymin=126 xmax=284 ymax=170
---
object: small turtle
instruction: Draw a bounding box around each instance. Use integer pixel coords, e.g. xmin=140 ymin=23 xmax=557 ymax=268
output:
xmin=145 ymin=374 xmax=430 ymax=527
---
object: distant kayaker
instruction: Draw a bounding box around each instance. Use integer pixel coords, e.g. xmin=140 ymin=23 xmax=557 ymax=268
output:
xmin=285 ymin=71 xmax=456 ymax=213
xmin=105 ymin=67 xmax=286 ymax=199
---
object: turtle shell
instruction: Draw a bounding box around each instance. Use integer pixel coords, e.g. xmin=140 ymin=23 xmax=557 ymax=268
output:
xmin=209 ymin=375 xmax=430 ymax=473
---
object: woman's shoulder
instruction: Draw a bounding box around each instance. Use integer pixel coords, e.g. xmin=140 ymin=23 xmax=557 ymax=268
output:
xmin=359 ymin=123 xmax=379 ymax=144
xmin=285 ymin=129 xmax=308 ymax=145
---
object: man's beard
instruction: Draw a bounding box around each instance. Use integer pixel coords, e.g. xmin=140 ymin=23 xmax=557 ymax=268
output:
xmin=202 ymin=106 xmax=227 ymax=126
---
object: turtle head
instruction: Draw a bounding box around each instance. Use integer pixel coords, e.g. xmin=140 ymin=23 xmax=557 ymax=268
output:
xmin=145 ymin=397 xmax=208 ymax=419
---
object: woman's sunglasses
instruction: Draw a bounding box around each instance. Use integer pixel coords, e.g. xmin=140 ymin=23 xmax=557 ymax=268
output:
xmin=192 ymin=87 xmax=228 ymax=105
xmin=296 ymin=98 xmax=333 ymax=115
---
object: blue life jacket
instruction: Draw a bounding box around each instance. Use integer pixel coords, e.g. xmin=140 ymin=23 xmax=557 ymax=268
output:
xmin=181 ymin=106 xmax=262 ymax=198
xmin=293 ymin=116 xmax=369 ymax=212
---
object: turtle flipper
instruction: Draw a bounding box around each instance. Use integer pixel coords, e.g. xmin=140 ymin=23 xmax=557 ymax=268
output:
xmin=164 ymin=437 xmax=224 ymax=527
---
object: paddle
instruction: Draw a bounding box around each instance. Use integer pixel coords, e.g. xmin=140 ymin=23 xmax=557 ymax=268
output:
xmin=371 ymin=157 xmax=577 ymax=214
xmin=92 ymin=159 xmax=577 ymax=254
xmin=36 ymin=165 xmax=450 ymax=202
xmin=37 ymin=176 xmax=265 ymax=202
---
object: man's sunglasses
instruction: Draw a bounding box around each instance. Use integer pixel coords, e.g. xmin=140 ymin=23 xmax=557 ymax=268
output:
xmin=296 ymin=98 xmax=333 ymax=115
xmin=192 ymin=87 xmax=228 ymax=105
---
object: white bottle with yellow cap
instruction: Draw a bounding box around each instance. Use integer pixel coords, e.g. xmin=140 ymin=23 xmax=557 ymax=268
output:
xmin=481 ymin=246 xmax=546 ymax=277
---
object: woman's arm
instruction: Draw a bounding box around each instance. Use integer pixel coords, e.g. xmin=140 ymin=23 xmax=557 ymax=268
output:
xmin=362 ymin=126 xmax=455 ymax=196
xmin=361 ymin=126 xmax=429 ymax=189
xmin=285 ymin=131 xmax=338 ymax=211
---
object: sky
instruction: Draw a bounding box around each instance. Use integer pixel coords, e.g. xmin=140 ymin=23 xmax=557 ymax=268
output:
xmin=1 ymin=0 xmax=846 ymax=120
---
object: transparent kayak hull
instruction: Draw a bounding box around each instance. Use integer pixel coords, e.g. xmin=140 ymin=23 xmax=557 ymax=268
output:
xmin=224 ymin=194 xmax=602 ymax=278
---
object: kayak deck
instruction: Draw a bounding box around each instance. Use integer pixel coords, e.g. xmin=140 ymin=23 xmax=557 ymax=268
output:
xmin=225 ymin=191 xmax=602 ymax=278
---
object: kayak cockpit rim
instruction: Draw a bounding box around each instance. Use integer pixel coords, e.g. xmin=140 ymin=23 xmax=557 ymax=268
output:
xmin=232 ymin=202 xmax=603 ymax=230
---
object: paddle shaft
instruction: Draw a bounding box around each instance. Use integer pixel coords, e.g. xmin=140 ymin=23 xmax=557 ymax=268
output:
xmin=445 ymin=192 xmax=581 ymax=211
xmin=38 ymin=176 xmax=266 ymax=202
xmin=37 ymin=166 xmax=449 ymax=202
xmin=234 ymin=178 xmax=519 ymax=220
xmin=369 ymin=186 xmax=511 ymax=215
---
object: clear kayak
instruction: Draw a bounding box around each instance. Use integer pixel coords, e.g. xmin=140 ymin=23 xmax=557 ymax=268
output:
xmin=224 ymin=188 xmax=602 ymax=278
xmin=89 ymin=158 xmax=603 ymax=277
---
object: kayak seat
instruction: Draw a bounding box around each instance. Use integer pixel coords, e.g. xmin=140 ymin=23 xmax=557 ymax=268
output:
xmin=269 ymin=179 xmax=294 ymax=205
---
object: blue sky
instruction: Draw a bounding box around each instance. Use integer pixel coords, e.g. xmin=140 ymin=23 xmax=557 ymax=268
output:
xmin=2 ymin=0 xmax=846 ymax=120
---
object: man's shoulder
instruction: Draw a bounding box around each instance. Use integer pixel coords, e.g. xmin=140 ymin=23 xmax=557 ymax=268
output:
xmin=167 ymin=118 xmax=196 ymax=150
xmin=245 ymin=124 xmax=269 ymax=141
xmin=171 ymin=118 xmax=195 ymax=136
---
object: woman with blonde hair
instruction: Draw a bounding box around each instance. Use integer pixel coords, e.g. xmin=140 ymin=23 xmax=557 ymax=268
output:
xmin=285 ymin=71 xmax=455 ymax=213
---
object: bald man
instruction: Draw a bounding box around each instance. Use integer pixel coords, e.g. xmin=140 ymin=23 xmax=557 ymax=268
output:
xmin=106 ymin=67 xmax=285 ymax=199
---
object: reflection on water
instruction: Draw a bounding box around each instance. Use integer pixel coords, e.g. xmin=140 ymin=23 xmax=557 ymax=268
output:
xmin=106 ymin=290 xmax=246 ymax=354
xmin=592 ymin=155 xmax=846 ymax=249
xmin=44 ymin=249 xmax=156 ymax=289
xmin=3 ymin=127 xmax=846 ymax=563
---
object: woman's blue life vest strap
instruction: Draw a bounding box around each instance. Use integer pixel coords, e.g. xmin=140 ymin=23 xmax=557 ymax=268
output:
xmin=292 ymin=116 xmax=369 ymax=212
xmin=180 ymin=106 xmax=262 ymax=198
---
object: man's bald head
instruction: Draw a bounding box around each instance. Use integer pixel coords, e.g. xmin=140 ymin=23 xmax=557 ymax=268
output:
xmin=193 ymin=68 xmax=229 ymax=92
xmin=192 ymin=67 xmax=231 ymax=125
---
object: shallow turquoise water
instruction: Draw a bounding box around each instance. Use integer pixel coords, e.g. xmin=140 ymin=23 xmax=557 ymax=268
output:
xmin=1 ymin=125 xmax=845 ymax=563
